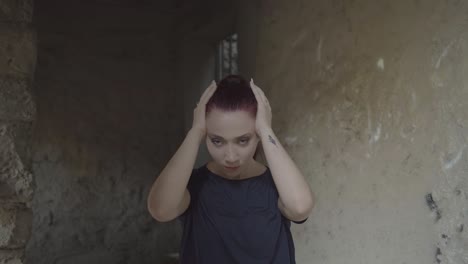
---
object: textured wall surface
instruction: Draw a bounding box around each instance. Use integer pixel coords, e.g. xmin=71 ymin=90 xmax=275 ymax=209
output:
xmin=241 ymin=0 xmax=468 ymax=263
xmin=25 ymin=1 xmax=184 ymax=263
xmin=7 ymin=0 xmax=466 ymax=263
xmin=0 ymin=0 xmax=36 ymax=263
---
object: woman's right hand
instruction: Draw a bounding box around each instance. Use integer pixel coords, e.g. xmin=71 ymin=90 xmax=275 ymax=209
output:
xmin=191 ymin=80 xmax=217 ymax=138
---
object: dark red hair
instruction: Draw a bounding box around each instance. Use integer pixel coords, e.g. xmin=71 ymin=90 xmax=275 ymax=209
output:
xmin=206 ymin=75 xmax=257 ymax=117
xmin=206 ymin=74 xmax=265 ymax=162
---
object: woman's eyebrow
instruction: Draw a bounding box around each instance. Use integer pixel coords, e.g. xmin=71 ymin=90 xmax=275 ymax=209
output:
xmin=208 ymin=133 xmax=251 ymax=139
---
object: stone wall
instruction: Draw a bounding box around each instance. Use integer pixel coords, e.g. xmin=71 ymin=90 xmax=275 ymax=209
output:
xmin=239 ymin=0 xmax=468 ymax=263
xmin=0 ymin=0 xmax=36 ymax=263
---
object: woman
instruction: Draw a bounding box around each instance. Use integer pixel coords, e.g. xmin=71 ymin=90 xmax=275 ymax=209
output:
xmin=147 ymin=75 xmax=314 ymax=263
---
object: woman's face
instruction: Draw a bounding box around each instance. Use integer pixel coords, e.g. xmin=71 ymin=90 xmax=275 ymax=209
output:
xmin=205 ymin=108 xmax=260 ymax=177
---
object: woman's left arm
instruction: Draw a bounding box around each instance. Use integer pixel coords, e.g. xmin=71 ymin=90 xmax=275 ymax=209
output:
xmin=259 ymin=128 xmax=315 ymax=222
xmin=250 ymin=79 xmax=315 ymax=222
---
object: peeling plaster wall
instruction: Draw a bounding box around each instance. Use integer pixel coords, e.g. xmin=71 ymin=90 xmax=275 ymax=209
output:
xmin=240 ymin=0 xmax=468 ymax=263
xmin=0 ymin=0 xmax=36 ymax=263
xmin=25 ymin=1 xmax=183 ymax=263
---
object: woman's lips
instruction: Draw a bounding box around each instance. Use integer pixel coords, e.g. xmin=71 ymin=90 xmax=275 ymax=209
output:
xmin=224 ymin=166 xmax=239 ymax=170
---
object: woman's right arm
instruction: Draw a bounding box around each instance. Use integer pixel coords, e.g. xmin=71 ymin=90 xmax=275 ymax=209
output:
xmin=147 ymin=128 xmax=204 ymax=222
xmin=147 ymin=80 xmax=217 ymax=222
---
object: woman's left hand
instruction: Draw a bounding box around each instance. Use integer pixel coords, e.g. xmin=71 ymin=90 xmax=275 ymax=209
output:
xmin=250 ymin=78 xmax=273 ymax=136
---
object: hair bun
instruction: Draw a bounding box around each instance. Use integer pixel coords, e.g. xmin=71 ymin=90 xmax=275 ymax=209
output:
xmin=206 ymin=74 xmax=256 ymax=115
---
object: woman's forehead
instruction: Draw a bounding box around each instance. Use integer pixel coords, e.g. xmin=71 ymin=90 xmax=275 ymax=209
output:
xmin=206 ymin=110 xmax=255 ymax=137
xmin=207 ymin=132 xmax=254 ymax=139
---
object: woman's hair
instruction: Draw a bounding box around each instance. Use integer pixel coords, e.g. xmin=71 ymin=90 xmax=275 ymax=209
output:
xmin=206 ymin=74 xmax=265 ymax=163
xmin=206 ymin=75 xmax=257 ymax=117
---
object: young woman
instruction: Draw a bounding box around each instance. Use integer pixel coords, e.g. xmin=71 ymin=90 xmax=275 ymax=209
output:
xmin=147 ymin=75 xmax=314 ymax=263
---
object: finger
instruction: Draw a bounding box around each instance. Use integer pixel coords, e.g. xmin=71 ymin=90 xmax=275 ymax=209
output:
xmin=251 ymin=79 xmax=266 ymax=101
xmin=199 ymin=80 xmax=215 ymax=103
xmin=250 ymin=79 xmax=262 ymax=104
xmin=251 ymin=79 xmax=267 ymax=106
xmin=197 ymin=85 xmax=212 ymax=106
xmin=199 ymin=80 xmax=217 ymax=105
xmin=202 ymin=81 xmax=217 ymax=104
xmin=253 ymin=81 xmax=268 ymax=102
xmin=257 ymin=87 xmax=270 ymax=108
xmin=265 ymin=99 xmax=271 ymax=109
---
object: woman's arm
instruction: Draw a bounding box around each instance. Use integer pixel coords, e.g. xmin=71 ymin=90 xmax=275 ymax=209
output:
xmin=147 ymin=129 xmax=204 ymax=222
xmin=260 ymin=128 xmax=315 ymax=222
xmin=147 ymin=81 xmax=216 ymax=222
xmin=249 ymin=79 xmax=314 ymax=222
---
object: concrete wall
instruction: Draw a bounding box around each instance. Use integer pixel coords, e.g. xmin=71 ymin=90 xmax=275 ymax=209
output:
xmin=239 ymin=0 xmax=468 ymax=263
xmin=25 ymin=1 xmax=184 ymax=263
xmin=7 ymin=0 xmax=465 ymax=263
xmin=0 ymin=0 xmax=36 ymax=263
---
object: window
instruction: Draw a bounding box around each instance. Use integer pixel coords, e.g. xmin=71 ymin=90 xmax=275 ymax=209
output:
xmin=215 ymin=33 xmax=238 ymax=81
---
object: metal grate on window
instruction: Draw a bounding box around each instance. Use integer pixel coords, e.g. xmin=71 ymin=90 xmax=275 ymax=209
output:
xmin=215 ymin=33 xmax=238 ymax=81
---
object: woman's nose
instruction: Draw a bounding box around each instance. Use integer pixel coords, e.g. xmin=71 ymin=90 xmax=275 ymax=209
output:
xmin=225 ymin=145 xmax=238 ymax=162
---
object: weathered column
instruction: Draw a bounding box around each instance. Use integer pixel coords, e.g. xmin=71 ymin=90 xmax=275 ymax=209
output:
xmin=0 ymin=0 xmax=36 ymax=263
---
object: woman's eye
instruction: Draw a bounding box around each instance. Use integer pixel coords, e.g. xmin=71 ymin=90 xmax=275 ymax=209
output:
xmin=211 ymin=140 xmax=222 ymax=145
xmin=239 ymin=139 xmax=250 ymax=145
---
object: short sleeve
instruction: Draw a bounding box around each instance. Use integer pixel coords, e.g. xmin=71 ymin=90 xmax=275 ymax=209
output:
xmin=178 ymin=168 xmax=205 ymax=222
xmin=282 ymin=214 xmax=308 ymax=225
xmin=292 ymin=218 xmax=308 ymax=224
xmin=186 ymin=168 xmax=205 ymax=199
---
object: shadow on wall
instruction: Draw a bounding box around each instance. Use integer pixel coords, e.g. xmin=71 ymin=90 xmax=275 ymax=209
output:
xmin=23 ymin=0 xmax=239 ymax=264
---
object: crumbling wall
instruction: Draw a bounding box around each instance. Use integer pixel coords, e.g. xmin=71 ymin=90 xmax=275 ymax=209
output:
xmin=25 ymin=1 xmax=183 ymax=263
xmin=0 ymin=0 xmax=36 ymax=263
xmin=240 ymin=0 xmax=468 ymax=263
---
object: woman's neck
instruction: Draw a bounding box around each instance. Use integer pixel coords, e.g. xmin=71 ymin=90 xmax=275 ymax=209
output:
xmin=207 ymin=159 xmax=266 ymax=180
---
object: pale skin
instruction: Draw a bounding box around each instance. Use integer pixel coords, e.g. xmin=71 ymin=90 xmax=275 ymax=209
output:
xmin=147 ymin=79 xmax=314 ymax=222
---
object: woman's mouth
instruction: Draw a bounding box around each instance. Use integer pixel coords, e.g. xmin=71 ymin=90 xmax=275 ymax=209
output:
xmin=224 ymin=166 xmax=240 ymax=171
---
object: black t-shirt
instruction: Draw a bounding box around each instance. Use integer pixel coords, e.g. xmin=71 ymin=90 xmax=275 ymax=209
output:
xmin=178 ymin=163 xmax=306 ymax=264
